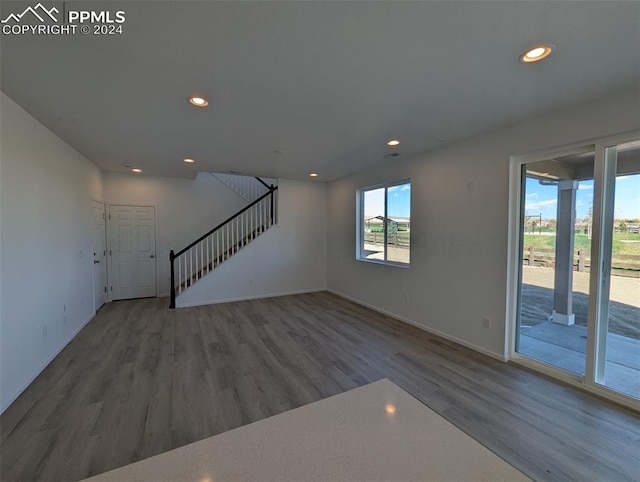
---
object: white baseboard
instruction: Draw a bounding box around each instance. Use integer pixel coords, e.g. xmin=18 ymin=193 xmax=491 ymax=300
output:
xmin=176 ymin=288 xmax=325 ymax=308
xmin=327 ymin=289 xmax=506 ymax=362
xmin=1 ymin=311 xmax=96 ymax=414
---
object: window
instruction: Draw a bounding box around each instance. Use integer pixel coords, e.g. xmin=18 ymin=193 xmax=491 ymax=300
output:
xmin=357 ymin=181 xmax=411 ymax=265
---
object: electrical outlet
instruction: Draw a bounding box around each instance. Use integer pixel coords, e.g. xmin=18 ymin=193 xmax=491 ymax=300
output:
xmin=482 ymin=316 xmax=492 ymax=328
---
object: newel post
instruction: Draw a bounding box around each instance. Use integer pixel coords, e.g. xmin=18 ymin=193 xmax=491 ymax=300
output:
xmin=169 ymin=250 xmax=176 ymax=309
xmin=270 ymin=185 xmax=275 ymax=225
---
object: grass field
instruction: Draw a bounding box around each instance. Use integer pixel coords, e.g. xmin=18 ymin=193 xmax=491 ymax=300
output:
xmin=523 ymin=233 xmax=640 ymax=256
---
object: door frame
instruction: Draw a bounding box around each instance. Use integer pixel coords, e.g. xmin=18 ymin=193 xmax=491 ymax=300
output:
xmin=506 ymin=130 xmax=640 ymax=411
xmin=106 ymin=203 xmax=160 ymax=302
xmin=91 ymin=197 xmax=107 ymax=311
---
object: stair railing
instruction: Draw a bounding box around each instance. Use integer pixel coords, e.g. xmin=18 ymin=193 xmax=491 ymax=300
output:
xmin=170 ymin=185 xmax=277 ymax=308
xmin=211 ymin=173 xmax=277 ymax=203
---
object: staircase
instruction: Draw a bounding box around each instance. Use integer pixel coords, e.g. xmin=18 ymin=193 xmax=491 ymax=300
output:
xmin=169 ymin=175 xmax=278 ymax=308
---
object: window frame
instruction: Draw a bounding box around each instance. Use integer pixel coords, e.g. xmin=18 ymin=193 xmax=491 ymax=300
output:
xmin=356 ymin=179 xmax=411 ymax=267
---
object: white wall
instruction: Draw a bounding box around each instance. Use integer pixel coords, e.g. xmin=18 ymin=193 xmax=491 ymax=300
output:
xmin=0 ymin=92 xmax=103 ymax=412
xmin=326 ymin=88 xmax=640 ymax=359
xmin=177 ymin=179 xmax=327 ymax=307
xmin=103 ymin=172 xmax=249 ymax=297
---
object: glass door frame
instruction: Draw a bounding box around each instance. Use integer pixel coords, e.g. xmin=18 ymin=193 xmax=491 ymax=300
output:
xmin=506 ymin=130 xmax=640 ymax=411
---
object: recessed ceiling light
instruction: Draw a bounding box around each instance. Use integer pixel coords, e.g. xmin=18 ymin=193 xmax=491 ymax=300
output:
xmin=387 ymin=139 xmax=400 ymax=147
xmin=189 ymin=96 xmax=209 ymax=107
xmin=519 ymin=45 xmax=554 ymax=63
xmin=309 ymin=173 xmax=318 ymax=177
xmin=183 ymin=158 xmax=195 ymax=163
xmin=131 ymin=168 xmax=142 ymax=173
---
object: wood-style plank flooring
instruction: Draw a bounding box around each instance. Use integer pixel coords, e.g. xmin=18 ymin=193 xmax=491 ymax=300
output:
xmin=1 ymin=292 xmax=639 ymax=481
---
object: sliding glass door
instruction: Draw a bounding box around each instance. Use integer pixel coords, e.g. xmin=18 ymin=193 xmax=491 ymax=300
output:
xmin=513 ymin=135 xmax=640 ymax=404
xmin=590 ymin=142 xmax=640 ymax=398
xmin=516 ymin=152 xmax=594 ymax=376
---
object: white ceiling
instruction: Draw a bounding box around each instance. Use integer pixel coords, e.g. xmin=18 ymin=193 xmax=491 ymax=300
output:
xmin=1 ymin=1 xmax=639 ymax=181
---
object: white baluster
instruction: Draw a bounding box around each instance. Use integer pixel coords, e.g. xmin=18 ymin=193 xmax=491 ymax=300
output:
xmin=195 ymin=245 xmax=198 ymax=280
xmin=178 ymin=255 xmax=182 ymax=294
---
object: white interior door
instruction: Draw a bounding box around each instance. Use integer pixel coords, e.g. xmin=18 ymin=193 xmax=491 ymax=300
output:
xmin=109 ymin=205 xmax=157 ymax=300
xmin=92 ymin=200 xmax=107 ymax=310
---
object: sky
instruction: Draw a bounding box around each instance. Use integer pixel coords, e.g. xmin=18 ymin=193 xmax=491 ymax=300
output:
xmin=362 ymin=175 xmax=638 ymax=221
xmin=364 ymin=183 xmax=411 ymax=218
xmin=524 ymin=174 xmax=640 ymax=220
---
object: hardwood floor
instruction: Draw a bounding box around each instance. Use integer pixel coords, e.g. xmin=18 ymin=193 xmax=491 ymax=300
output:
xmin=1 ymin=292 xmax=639 ymax=481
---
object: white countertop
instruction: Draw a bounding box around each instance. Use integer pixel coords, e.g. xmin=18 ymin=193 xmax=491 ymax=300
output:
xmin=83 ymin=378 xmax=529 ymax=481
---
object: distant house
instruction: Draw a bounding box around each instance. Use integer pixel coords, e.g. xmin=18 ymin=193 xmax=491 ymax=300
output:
xmin=364 ymin=216 xmax=410 ymax=233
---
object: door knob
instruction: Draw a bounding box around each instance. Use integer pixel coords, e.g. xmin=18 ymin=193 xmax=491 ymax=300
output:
xmin=94 ymin=260 xmax=100 ymax=264
xmin=150 ymin=255 xmax=155 ymax=259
